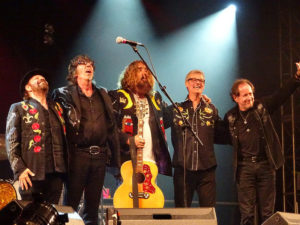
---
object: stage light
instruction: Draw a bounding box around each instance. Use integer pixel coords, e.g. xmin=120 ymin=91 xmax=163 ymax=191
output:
xmin=227 ymin=4 xmax=237 ymax=13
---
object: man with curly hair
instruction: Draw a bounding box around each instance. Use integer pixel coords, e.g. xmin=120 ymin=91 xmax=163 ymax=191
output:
xmin=6 ymin=69 xmax=66 ymax=204
xmin=52 ymin=54 xmax=120 ymax=225
xmin=109 ymin=60 xmax=172 ymax=183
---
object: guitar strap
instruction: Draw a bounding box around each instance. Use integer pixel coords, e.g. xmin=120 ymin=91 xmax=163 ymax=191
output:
xmin=129 ymin=136 xmax=139 ymax=208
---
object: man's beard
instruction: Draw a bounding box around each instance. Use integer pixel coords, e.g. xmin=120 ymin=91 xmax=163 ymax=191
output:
xmin=136 ymin=80 xmax=152 ymax=95
xmin=31 ymin=81 xmax=49 ymax=95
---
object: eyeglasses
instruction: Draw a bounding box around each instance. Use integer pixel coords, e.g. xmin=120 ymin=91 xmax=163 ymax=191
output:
xmin=187 ymin=78 xmax=205 ymax=83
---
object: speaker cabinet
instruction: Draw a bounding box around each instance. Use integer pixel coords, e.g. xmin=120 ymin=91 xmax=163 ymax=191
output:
xmin=106 ymin=207 xmax=218 ymax=225
xmin=262 ymin=211 xmax=300 ymax=225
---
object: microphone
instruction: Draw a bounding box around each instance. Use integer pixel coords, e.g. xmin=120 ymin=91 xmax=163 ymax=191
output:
xmin=116 ymin=36 xmax=143 ymax=46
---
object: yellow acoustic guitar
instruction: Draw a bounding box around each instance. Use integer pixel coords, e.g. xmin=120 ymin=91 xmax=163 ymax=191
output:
xmin=113 ymin=98 xmax=164 ymax=208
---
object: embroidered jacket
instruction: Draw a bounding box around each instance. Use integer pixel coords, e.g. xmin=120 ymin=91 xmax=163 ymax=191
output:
xmin=165 ymin=97 xmax=225 ymax=171
xmin=5 ymin=98 xmax=66 ymax=181
xmin=109 ymin=89 xmax=172 ymax=176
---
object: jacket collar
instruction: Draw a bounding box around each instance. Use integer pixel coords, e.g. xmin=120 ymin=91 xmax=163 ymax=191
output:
xmin=68 ymin=85 xmax=82 ymax=114
xmin=69 ymin=84 xmax=107 ymax=113
xmin=183 ymin=95 xmax=206 ymax=107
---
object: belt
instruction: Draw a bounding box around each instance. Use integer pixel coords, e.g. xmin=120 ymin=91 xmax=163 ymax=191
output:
xmin=241 ymin=156 xmax=267 ymax=163
xmin=77 ymin=145 xmax=106 ymax=155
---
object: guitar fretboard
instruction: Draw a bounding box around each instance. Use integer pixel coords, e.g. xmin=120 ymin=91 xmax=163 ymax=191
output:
xmin=135 ymin=97 xmax=149 ymax=173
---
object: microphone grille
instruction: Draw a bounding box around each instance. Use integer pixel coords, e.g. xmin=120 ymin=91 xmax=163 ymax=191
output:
xmin=116 ymin=36 xmax=124 ymax=44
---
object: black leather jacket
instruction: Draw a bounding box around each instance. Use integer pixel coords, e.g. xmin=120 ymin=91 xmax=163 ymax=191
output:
xmin=52 ymin=84 xmax=121 ymax=167
xmin=5 ymin=98 xmax=67 ymax=181
xmin=225 ymin=77 xmax=300 ymax=179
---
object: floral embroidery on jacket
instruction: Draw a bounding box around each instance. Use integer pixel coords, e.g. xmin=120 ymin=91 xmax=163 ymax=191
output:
xmin=22 ymin=101 xmax=41 ymax=153
xmin=34 ymin=146 xmax=42 ymax=153
xmin=21 ymin=101 xmax=66 ymax=152
xmin=199 ymin=107 xmax=214 ymax=127
xmin=173 ymin=105 xmax=215 ymax=127
xmin=173 ymin=107 xmax=189 ymax=126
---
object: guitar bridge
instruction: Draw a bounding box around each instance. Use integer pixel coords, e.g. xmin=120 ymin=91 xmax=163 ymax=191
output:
xmin=129 ymin=192 xmax=150 ymax=199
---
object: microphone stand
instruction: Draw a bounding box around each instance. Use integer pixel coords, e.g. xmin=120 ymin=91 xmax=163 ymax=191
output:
xmin=130 ymin=45 xmax=204 ymax=208
xmin=130 ymin=45 xmax=203 ymax=146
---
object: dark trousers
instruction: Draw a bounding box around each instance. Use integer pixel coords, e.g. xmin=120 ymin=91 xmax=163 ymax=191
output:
xmin=19 ymin=173 xmax=63 ymax=204
xmin=236 ymin=160 xmax=276 ymax=225
xmin=65 ymin=150 xmax=107 ymax=225
xmin=173 ymin=166 xmax=216 ymax=207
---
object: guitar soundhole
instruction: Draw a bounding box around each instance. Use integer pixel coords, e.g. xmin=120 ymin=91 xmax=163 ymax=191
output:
xmin=136 ymin=172 xmax=145 ymax=183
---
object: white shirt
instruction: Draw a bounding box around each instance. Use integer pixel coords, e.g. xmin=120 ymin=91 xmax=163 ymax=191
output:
xmin=133 ymin=94 xmax=155 ymax=164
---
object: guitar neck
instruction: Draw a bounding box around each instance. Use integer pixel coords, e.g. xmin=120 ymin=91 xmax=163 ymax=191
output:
xmin=136 ymin=117 xmax=144 ymax=173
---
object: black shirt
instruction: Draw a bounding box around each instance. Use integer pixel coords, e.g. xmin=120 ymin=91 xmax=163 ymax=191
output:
xmin=77 ymin=86 xmax=108 ymax=147
xmin=40 ymin=104 xmax=62 ymax=174
xmin=237 ymin=109 xmax=266 ymax=158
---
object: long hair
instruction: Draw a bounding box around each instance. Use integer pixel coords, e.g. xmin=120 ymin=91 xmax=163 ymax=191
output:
xmin=119 ymin=60 xmax=154 ymax=94
xmin=66 ymin=54 xmax=95 ymax=85
xmin=230 ymin=78 xmax=255 ymax=101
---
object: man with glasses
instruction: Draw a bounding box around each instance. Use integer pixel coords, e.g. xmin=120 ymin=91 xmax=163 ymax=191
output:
xmin=165 ymin=70 xmax=225 ymax=207
xmin=52 ymin=54 xmax=120 ymax=225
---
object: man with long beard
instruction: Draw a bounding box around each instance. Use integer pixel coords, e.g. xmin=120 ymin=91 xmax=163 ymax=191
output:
xmin=6 ymin=69 xmax=67 ymax=203
xmin=109 ymin=60 xmax=172 ymax=185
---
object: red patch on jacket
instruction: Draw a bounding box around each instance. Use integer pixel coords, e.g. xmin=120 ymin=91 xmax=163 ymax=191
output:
xmin=122 ymin=116 xmax=133 ymax=135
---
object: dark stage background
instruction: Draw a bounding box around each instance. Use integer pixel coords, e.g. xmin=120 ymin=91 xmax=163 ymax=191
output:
xmin=0 ymin=0 xmax=299 ymax=224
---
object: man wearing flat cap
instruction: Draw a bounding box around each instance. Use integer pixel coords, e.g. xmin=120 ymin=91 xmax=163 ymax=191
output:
xmin=5 ymin=69 xmax=67 ymax=204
